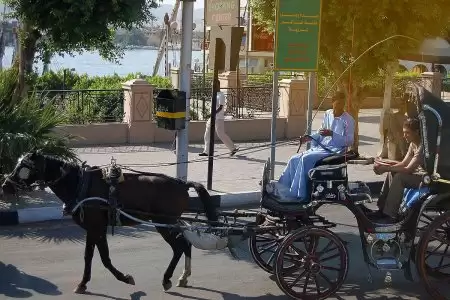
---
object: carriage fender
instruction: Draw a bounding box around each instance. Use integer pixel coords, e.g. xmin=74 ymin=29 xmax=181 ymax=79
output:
xmin=423 ymin=192 xmax=450 ymax=211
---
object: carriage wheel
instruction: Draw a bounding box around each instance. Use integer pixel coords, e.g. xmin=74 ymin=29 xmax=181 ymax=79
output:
xmin=274 ymin=227 xmax=349 ymax=300
xmin=417 ymin=210 xmax=445 ymax=236
xmin=416 ymin=211 xmax=450 ymax=300
xmin=249 ymin=220 xmax=290 ymax=274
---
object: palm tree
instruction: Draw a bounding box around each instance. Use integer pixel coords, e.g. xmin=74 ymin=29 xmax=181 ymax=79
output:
xmin=0 ymin=68 xmax=76 ymax=177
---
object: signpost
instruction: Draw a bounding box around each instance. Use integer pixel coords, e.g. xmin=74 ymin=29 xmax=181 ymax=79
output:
xmin=274 ymin=0 xmax=322 ymax=71
xmin=205 ymin=0 xmax=240 ymax=26
xmin=271 ymin=0 xmax=322 ymax=172
xmin=204 ymin=0 xmax=241 ymax=190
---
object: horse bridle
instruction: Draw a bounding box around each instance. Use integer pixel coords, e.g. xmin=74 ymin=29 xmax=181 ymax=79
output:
xmin=4 ymin=156 xmax=70 ymax=191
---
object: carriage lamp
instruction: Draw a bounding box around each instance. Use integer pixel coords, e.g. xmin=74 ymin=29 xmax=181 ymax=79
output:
xmin=155 ymin=89 xmax=186 ymax=130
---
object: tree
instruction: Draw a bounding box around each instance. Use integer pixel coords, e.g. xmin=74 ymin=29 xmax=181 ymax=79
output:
xmin=250 ymin=0 xmax=450 ymax=151
xmin=4 ymin=0 xmax=160 ymax=95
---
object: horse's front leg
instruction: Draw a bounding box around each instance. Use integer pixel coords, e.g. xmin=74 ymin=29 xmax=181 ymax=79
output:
xmin=96 ymin=233 xmax=135 ymax=285
xmin=74 ymin=232 xmax=96 ymax=294
xmin=177 ymin=240 xmax=192 ymax=288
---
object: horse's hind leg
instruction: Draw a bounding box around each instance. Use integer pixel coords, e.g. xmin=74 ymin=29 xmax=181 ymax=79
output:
xmin=96 ymin=233 xmax=135 ymax=286
xmin=74 ymin=232 xmax=96 ymax=294
xmin=156 ymin=227 xmax=184 ymax=291
xmin=177 ymin=240 xmax=192 ymax=288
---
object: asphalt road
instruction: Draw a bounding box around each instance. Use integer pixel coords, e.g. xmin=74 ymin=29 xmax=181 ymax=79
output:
xmin=0 ymin=205 xmax=432 ymax=300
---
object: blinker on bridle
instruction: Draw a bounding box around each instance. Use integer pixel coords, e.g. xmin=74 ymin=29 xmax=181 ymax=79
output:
xmin=5 ymin=156 xmax=69 ymax=191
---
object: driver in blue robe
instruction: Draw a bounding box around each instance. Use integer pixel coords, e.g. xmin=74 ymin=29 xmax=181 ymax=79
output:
xmin=271 ymin=92 xmax=356 ymax=201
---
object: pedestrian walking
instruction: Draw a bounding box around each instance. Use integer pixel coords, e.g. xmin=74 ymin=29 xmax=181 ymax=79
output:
xmin=199 ymin=80 xmax=239 ymax=156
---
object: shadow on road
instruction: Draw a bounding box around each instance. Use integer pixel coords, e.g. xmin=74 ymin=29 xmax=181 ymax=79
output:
xmin=359 ymin=116 xmax=381 ymax=124
xmin=81 ymin=290 xmax=147 ymax=300
xmin=168 ymin=286 xmax=287 ymax=300
xmin=0 ymin=220 xmax=155 ymax=244
xmin=203 ymin=231 xmax=430 ymax=299
xmin=0 ymin=261 xmax=62 ymax=298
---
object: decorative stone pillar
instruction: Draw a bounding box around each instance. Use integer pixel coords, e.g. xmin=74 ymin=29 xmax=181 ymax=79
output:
xmin=170 ymin=67 xmax=195 ymax=90
xmin=122 ymin=78 xmax=154 ymax=143
xmin=218 ymin=71 xmax=247 ymax=89
xmin=421 ymin=72 xmax=442 ymax=97
xmin=279 ymin=78 xmax=308 ymax=138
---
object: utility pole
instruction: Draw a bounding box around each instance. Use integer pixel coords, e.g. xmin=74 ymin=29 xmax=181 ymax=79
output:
xmin=176 ymin=0 xmax=195 ymax=181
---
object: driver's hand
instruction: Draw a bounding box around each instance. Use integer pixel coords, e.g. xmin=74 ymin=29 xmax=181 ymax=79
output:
xmin=319 ymin=129 xmax=333 ymax=136
xmin=300 ymin=136 xmax=311 ymax=143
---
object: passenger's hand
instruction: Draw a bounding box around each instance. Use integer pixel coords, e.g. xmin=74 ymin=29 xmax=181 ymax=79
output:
xmin=373 ymin=163 xmax=388 ymax=175
xmin=373 ymin=164 xmax=382 ymax=175
xmin=319 ymin=129 xmax=333 ymax=136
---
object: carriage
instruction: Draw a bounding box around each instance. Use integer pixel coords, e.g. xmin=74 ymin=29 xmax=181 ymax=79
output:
xmin=1 ymin=83 xmax=449 ymax=299
xmin=247 ymin=83 xmax=450 ymax=299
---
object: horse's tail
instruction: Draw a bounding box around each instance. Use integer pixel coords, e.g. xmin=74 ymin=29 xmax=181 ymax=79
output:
xmin=186 ymin=181 xmax=218 ymax=221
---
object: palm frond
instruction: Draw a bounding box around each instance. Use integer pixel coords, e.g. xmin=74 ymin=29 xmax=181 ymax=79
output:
xmin=0 ymin=68 xmax=76 ymax=176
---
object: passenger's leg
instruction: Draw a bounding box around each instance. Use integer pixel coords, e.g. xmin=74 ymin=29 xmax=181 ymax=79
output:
xmin=278 ymin=153 xmax=302 ymax=187
xmin=376 ymin=172 xmax=394 ymax=211
xmin=383 ymin=173 xmax=423 ymax=218
xmin=292 ymin=151 xmax=330 ymax=199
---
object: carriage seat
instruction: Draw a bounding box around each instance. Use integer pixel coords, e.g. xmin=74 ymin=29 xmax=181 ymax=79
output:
xmin=314 ymin=150 xmax=359 ymax=167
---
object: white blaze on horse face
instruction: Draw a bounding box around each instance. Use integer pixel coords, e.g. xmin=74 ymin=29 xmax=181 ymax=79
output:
xmin=18 ymin=167 xmax=30 ymax=179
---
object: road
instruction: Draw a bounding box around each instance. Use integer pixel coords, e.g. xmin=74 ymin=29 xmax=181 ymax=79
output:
xmin=0 ymin=205 xmax=431 ymax=300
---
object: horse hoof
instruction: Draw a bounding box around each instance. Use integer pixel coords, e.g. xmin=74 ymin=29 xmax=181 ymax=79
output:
xmin=125 ymin=275 xmax=135 ymax=285
xmin=163 ymin=280 xmax=172 ymax=291
xmin=177 ymin=278 xmax=188 ymax=288
xmin=74 ymin=284 xmax=87 ymax=294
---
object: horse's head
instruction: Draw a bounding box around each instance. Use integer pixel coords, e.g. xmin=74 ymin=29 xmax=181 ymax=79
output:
xmin=1 ymin=150 xmax=72 ymax=195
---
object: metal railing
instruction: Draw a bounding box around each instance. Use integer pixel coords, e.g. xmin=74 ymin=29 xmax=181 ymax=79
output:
xmin=33 ymin=89 xmax=124 ymax=124
xmin=35 ymin=85 xmax=277 ymax=124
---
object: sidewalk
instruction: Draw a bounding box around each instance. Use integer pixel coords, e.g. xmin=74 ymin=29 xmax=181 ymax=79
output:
xmin=0 ymin=109 xmax=385 ymax=225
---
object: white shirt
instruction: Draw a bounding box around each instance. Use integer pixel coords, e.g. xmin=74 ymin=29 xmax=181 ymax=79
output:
xmin=215 ymin=91 xmax=225 ymax=119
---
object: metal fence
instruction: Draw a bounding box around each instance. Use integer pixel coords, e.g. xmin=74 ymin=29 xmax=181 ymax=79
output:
xmin=33 ymin=89 xmax=124 ymax=124
xmin=443 ymin=78 xmax=450 ymax=100
xmin=153 ymin=86 xmax=275 ymax=121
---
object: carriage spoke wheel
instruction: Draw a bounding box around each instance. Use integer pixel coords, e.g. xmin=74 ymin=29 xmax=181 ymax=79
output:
xmin=249 ymin=221 xmax=291 ymax=274
xmin=416 ymin=211 xmax=450 ymax=300
xmin=274 ymin=227 xmax=349 ymax=300
xmin=417 ymin=210 xmax=444 ymax=236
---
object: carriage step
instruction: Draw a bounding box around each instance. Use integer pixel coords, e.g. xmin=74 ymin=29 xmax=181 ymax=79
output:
xmin=376 ymin=258 xmax=402 ymax=271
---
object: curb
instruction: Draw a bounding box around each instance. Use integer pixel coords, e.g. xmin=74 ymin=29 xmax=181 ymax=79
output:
xmin=0 ymin=181 xmax=383 ymax=226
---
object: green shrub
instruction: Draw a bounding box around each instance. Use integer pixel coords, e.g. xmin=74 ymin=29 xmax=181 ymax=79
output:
xmin=0 ymin=68 xmax=75 ymax=177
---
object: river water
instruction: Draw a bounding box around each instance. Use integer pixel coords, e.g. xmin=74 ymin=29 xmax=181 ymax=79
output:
xmin=1 ymin=46 xmax=205 ymax=76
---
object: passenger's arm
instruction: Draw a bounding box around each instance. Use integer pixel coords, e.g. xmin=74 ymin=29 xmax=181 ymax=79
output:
xmin=310 ymin=114 xmax=327 ymax=147
xmin=392 ymin=145 xmax=413 ymax=168
xmin=389 ymin=147 xmax=422 ymax=174
xmin=330 ymin=117 xmax=355 ymax=148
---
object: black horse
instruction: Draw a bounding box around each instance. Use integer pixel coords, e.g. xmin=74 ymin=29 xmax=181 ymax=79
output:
xmin=1 ymin=151 xmax=218 ymax=294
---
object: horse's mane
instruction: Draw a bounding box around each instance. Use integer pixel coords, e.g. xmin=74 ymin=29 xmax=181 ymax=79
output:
xmin=40 ymin=154 xmax=81 ymax=169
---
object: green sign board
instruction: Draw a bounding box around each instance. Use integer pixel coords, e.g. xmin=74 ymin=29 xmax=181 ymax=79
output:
xmin=274 ymin=0 xmax=322 ymax=71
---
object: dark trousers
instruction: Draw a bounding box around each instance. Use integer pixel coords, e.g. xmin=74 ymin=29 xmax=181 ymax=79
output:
xmin=377 ymin=172 xmax=423 ymax=217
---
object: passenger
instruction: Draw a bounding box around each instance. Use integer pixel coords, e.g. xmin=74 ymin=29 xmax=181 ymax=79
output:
xmin=271 ymin=92 xmax=355 ymax=200
xmin=372 ymin=117 xmax=425 ymax=223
